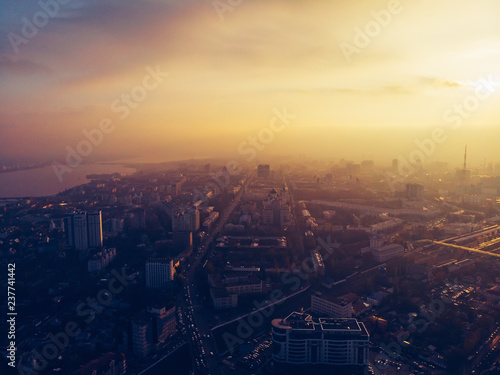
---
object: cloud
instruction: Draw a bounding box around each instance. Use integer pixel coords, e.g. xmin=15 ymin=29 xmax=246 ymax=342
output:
xmin=418 ymin=76 xmax=463 ymax=89
xmin=0 ymin=55 xmax=50 ymax=75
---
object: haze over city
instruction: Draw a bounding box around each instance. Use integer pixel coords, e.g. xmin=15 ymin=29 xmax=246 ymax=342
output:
xmin=1 ymin=0 xmax=500 ymax=166
xmin=4 ymin=2 xmax=500 ymax=375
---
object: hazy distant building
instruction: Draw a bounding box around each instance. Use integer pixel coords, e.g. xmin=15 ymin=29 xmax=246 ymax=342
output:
xmin=346 ymin=163 xmax=361 ymax=176
xmin=262 ymin=187 xmax=291 ymax=228
xmin=166 ymin=182 xmax=181 ymax=196
xmin=325 ymin=173 xmax=334 ymax=185
xmin=370 ymin=235 xmax=404 ymax=262
xmin=145 ymin=259 xmax=175 ymax=289
xmin=392 ymin=159 xmax=398 ymax=171
xmin=406 ymin=183 xmax=424 ymax=200
xmin=172 ymin=207 xmax=200 ymax=232
xmin=64 ymin=211 xmax=103 ymax=250
xmin=360 ymin=160 xmax=374 ymax=170
xmin=258 ymin=164 xmax=271 ymax=178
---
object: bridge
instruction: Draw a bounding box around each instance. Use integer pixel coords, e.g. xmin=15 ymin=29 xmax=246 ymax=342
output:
xmin=415 ymin=239 xmax=500 ymax=259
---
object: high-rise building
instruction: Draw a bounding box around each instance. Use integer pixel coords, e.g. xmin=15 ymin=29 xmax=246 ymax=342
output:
xmin=148 ymin=306 xmax=177 ymax=345
xmin=64 ymin=211 xmax=103 ymax=250
xmin=131 ymin=314 xmax=152 ymax=358
xmin=145 ymin=259 xmax=175 ymax=290
xmin=87 ymin=211 xmax=103 ymax=248
xmin=272 ymin=312 xmax=369 ymax=374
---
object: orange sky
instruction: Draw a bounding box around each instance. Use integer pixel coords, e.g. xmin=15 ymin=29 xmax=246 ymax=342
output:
xmin=1 ymin=0 xmax=500 ymax=167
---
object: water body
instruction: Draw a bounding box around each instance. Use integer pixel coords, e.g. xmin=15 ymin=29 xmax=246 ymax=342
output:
xmin=0 ymin=163 xmax=135 ymax=198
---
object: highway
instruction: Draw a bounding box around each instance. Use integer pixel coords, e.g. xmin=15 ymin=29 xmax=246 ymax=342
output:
xmin=180 ymin=172 xmax=254 ymax=375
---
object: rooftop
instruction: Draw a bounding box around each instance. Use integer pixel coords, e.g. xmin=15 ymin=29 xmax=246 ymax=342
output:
xmin=272 ymin=312 xmax=368 ymax=335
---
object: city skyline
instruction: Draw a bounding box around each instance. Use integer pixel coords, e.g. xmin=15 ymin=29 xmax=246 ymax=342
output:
xmin=4 ymin=2 xmax=500 ymax=375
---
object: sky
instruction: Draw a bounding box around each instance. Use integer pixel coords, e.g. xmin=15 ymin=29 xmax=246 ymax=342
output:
xmin=1 ymin=0 xmax=500 ymax=168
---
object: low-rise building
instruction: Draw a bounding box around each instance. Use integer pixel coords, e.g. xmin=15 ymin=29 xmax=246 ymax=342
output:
xmin=272 ymin=312 xmax=369 ymax=374
xmin=311 ymin=292 xmax=357 ymax=318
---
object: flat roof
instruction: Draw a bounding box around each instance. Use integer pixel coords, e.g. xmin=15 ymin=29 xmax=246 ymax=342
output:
xmin=273 ymin=312 xmax=368 ymax=335
xmin=318 ymin=318 xmax=360 ymax=331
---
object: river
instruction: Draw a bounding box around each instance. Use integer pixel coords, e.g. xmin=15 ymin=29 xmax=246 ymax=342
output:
xmin=0 ymin=163 xmax=136 ymax=198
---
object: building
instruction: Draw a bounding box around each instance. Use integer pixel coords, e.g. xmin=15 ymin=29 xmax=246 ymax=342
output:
xmin=369 ymin=235 xmax=404 ymax=262
xmin=311 ymin=251 xmax=325 ymax=276
xmin=167 ymin=182 xmax=181 ymax=196
xmin=367 ymin=291 xmax=388 ymax=306
xmin=172 ymin=207 xmax=200 ymax=232
xmin=406 ymin=184 xmax=424 ymax=200
xmin=272 ymin=312 xmax=369 ymax=374
xmin=311 ymin=292 xmax=355 ymax=318
xmin=172 ymin=231 xmax=193 ymax=251
xmin=371 ymin=243 xmax=404 ymax=262
xmin=360 ymin=160 xmax=374 ymax=170
xmin=346 ymin=163 xmax=361 ymax=176
xmin=203 ymin=211 xmax=219 ymax=229
xmin=145 ymin=259 xmax=175 ymax=290
xmin=392 ymin=159 xmax=398 ymax=171
xmin=64 ymin=211 xmax=103 ymax=250
xmin=210 ymin=288 xmax=238 ymax=310
xmin=208 ymin=272 xmax=263 ymax=310
xmin=369 ymin=218 xmax=403 ymax=234
xmin=88 ymin=248 xmax=117 ymax=273
xmin=148 ymin=305 xmax=177 ymax=345
xmin=262 ymin=187 xmax=291 ymax=228
xmin=258 ymin=164 xmax=271 ymax=178
xmin=131 ymin=314 xmax=153 ymax=358
xmin=352 ymin=301 xmax=371 ymax=317
xmin=110 ymin=218 xmax=124 ymax=234
xmin=72 ymin=352 xmax=126 ymax=375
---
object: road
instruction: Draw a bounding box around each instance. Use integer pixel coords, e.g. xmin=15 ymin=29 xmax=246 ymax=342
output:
xmin=285 ymin=174 xmax=305 ymax=257
xmin=180 ymin=172 xmax=255 ymax=375
xmin=469 ymin=325 xmax=500 ymax=373
xmin=429 ymin=240 xmax=500 ymax=259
